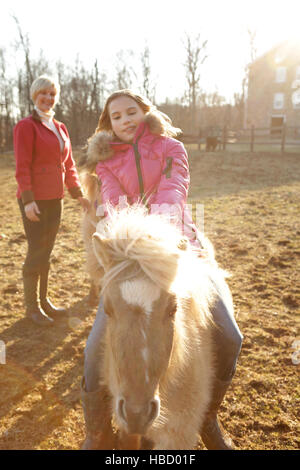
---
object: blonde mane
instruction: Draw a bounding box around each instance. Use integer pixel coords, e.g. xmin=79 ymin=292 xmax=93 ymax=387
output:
xmin=94 ymin=205 xmax=218 ymax=326
xmin=95 ymin=205 xmax=181 ymax=293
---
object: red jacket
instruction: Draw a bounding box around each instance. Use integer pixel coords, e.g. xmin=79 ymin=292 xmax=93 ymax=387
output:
xmin=14 ymin=110 xmax=83 ymax=204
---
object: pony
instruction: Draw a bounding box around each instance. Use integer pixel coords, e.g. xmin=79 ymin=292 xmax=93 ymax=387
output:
xmin=86 ymin=204 xmax=234 ymax=450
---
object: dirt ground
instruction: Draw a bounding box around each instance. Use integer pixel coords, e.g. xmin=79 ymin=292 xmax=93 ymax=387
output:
xmin=0 ymin=149 xmax=299 ymax=450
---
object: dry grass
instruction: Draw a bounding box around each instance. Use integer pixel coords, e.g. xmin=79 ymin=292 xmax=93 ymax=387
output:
xmin=0 ymin=149 xmax=299 ymax=450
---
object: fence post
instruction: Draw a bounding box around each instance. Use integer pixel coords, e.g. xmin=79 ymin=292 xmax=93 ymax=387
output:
xmin=222 ymin=125 xmax=227 ymax=151
xmin=198 ymin=129 xmax=202 ymax=151
xmin=281 ymin=124 xmax=286 ymax=153
xmin=250 ymin=125 xmax=255 ymax=152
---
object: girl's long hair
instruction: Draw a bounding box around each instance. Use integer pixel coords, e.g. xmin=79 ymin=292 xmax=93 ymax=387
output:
xmin=94 ymin=89 xmax=181 ymax=138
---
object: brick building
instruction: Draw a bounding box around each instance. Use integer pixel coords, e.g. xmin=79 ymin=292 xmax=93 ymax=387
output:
xmin=246 ymin=40 xmax=300 ymax=131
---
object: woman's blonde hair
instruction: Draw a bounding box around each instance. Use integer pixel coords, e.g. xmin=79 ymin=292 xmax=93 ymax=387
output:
xmin=95 ymin=89 xmax=181 ymax=138
xmin=30 ymin=75 xmax=60 ymax=104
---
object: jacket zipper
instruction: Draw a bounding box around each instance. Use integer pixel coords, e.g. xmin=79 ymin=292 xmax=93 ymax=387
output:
xmin=132 ymin=142 xmax=146 ymax=204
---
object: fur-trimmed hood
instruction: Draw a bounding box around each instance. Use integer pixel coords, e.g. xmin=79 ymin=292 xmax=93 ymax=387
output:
xmin=83 ymin=111 xmax=179 ymax=172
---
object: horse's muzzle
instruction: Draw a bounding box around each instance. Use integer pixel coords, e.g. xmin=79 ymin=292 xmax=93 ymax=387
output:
xmin=117 ymin=397 xmax=160 ymax=435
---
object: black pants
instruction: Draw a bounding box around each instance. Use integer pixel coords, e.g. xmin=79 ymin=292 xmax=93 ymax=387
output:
xmin=18 ymin=199 xmax=62 ymax=272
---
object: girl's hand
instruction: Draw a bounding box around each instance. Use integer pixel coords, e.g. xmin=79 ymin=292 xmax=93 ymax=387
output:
xmin=78 ymin=196 xmax=91 ymax=212
xmin=25 ymin=201 xmax=40 ymax=222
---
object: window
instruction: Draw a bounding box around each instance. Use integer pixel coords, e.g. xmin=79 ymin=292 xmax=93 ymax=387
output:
xmin=275 ymin=67 xmax=286 ymax=83
xmin=292 ymin=90 xmax=300 ymax=109
xmin=273 ymin=93 xmax=284 ymax=109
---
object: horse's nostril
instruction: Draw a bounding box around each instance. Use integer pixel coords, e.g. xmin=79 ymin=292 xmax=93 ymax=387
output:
xmin=118 ymin=398 xmax=127 ymax=422
xmin=148 ymin=398 xmax=160 ymax=423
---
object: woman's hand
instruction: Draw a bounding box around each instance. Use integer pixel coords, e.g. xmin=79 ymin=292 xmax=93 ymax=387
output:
xmin=78 ymin=196 xmax=91 ymax=212
xmin=25 ymin=201 xmax=41 ymax=222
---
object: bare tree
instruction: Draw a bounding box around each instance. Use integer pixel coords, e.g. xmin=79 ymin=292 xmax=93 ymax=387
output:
xmin=89 ymin=59 xmax=107 ymax=126
xmin=57 ymin=56 xmax=107 ymax=144
xmin=114 ymin=50 xmax=136 ymax=90
xmin=64 ymin=56 xmax=93 ymax=144
xmin=12 ymin=14 xmax=34 ymax=116
xmin=248 ymin=29 xmax=257 ymax=63
xmin=12 ymin=15 xmax=52 ymax=119
xmin=197 ymin=91 xmax=228 ymax=131
xmin=0 ymin=48 xmax=15 ymax=151
xmin=233 ymin=91 xmax=245 ymax=129
xmin=140 ymin=45 xmax=156 ymax=102
xmin=243 ymin=28 xmax=257 ymax=127
xmin=183 ymin=33 xmax=208 ymax=132
xmin=90 ymin=59 xmax=102 ymax=116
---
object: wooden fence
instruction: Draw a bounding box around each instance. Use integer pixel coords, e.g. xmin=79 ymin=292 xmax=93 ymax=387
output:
xmin=181 ymin=125 xmax=300 ymax=152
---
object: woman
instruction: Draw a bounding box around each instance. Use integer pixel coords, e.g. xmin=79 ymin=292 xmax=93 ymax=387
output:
xmin=80 ymin=90 xmax=243 ymax=449
xmin=14 ymin=75 xmax=90 ymax=327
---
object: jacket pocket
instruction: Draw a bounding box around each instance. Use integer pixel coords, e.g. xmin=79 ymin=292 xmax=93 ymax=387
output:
xmin=32 ymin=165 xmax=59 ymax=175
xmin=32 ymin=165 xmax=64 ymax=197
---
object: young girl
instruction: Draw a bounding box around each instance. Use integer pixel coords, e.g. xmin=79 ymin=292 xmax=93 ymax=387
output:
xmin=81 ymin=90 xmax=243 ymax=450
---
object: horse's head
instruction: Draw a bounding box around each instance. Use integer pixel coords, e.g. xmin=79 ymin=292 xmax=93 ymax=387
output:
xmin=102 ymin=270 xmax=177 ymax=434
xmin=92 ymin=208 xmax=184 ymax=435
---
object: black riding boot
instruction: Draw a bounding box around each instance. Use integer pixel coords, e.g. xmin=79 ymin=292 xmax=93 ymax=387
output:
xmin=200 ymin=377 xmax=235 ymax=450
xmin=80 ymin=378 xmax=116 ymax=450
xmin=39 ymin=263 xmax=67 ymax=317
xmin=22 ymin=266 xmax=54 ymax=326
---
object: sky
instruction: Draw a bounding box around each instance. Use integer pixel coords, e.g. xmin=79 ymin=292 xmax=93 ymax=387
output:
xmin=1 ymin=0 xmax=300 ymax=103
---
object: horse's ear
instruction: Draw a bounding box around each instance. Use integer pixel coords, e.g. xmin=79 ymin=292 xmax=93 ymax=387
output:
xmin=92 ymin=233 xmax=112 ymax=271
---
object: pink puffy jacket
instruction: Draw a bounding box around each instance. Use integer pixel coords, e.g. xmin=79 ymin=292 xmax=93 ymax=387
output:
xmin=86 ymin=112 xmax=202 ymax=250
